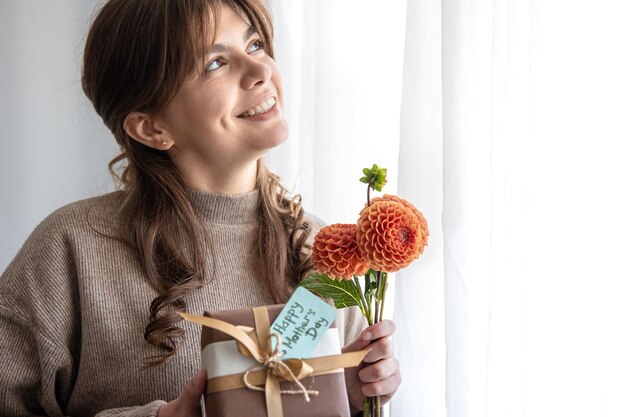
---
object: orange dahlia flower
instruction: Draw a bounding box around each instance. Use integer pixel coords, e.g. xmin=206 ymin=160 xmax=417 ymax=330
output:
xmin=371 ymin=194 xmax=430 ymax=251
xmin=312 ymin=224 xmax=370 ymax=280
xmin=356 ymin=196 xmax=429 ymax=272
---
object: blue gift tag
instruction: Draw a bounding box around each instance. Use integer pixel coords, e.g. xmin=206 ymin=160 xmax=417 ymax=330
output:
xmin=270 ymin=287 xmax=337 ymax=359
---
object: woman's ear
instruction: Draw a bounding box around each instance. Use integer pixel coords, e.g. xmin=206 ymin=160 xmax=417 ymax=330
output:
xmin=123 ymin=112 xmax=175 ymax=150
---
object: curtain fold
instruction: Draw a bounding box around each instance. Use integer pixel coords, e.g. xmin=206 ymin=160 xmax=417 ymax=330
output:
xmin=441 ymin=0 xmax=532 ymax=415
xmin=394 ymin=0 xmax=446 ymax=416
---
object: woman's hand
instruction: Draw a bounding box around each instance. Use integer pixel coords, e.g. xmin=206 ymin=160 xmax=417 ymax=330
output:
xmin=342 ymin=320 xmax=402 ymax=411
xmin=157 ymin=369 xmax=207 ymax=417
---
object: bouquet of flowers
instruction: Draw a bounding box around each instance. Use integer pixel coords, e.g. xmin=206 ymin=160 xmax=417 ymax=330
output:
xmin=299 ymin=164 xmax=429 ymax=417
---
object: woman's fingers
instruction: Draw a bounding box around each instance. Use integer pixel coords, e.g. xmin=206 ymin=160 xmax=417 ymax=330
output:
xmin=157 ymin=369 xmax=206 ymax=417
xmin=361 ymin=369 xmax=402 ymax=398
xmin=362 ymin=336 xmax=394 ymax=363
xmin=360 ymin=319 xmax=396 ymax=342
xmin=179 ymin=369 xmax=207 ymax=404
xmin=342 ymin=320 xmax=398 ymax=354
xmin=343 ymin=319 xmax=403 ymax=409
xmin=358 ymin=357 xmax=399 ymax=383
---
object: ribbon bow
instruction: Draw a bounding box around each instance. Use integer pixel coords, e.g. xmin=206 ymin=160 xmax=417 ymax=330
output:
xmin=242 ymin=331 xmax=319 ymax=402
xmin=179 ymin=307 xmax=368 ymax=417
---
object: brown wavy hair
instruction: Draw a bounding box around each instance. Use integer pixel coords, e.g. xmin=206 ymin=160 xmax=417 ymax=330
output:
xmin=81 ymin=0 xmax=313 ymax=367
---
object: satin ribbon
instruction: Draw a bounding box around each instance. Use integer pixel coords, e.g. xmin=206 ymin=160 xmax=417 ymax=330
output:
xmin=179 ymin=308 xmax=369 ymax=417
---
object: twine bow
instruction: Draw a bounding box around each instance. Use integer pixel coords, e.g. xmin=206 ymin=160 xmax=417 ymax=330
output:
xmin=242 ymin=332 xmax=318 ymax=402
xmin=179 ymin=308 xmax=369 ymax=417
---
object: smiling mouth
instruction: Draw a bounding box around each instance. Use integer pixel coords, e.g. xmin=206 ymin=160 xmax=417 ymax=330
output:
xmin=237 ymin=96 xmax=276 ymax=118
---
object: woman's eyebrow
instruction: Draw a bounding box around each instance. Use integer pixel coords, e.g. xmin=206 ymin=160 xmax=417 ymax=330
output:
xmin=207 ymin=26 xmax=258 ymax=54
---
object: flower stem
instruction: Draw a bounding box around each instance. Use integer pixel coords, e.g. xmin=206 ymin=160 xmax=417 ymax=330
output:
xmin=353 ymin=276 xmax=369 ymax=320
xmin=370 ymin=271 xmax=384 ymax=417
xmin=379 ymin=279 xmax=388 ymax=322
xmin=373 ymin=296 xmax=379 ymax=326
xmin=374 ymin=395 xmax=381 ymax=417
xmin=367 ymin=178 xmax=374 ymax=206
xmin=372 ymin=271 xmax=388 ymax=417
xmin=374 ymin=270 xmax=383 ymax=323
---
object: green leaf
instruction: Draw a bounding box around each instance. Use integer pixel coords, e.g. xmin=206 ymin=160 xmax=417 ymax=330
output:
xmin=298 ymin=273 xmax=362 ymax=309
xmin=360 ymin=164 xmax=387 ymax=191
xmin=359 ymin=177 xmax=369 ymax=183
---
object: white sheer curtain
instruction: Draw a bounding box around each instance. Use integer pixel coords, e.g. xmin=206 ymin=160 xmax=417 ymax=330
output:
xmin=3 ymin=1 xmax=626 ymax=417
xmin=439 ymin=1 xmax=626 ymax=416
xmin=395 ymin=1 xmax=446 ymax=416
xmin=522 ymin=2 xmax=626 ymax=416
xmin=440 ymin=0 xmax=532 ymax=416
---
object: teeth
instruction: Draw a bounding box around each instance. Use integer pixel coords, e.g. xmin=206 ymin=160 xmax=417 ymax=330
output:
xmin=241 ymin=96 xmax=276 ymax=117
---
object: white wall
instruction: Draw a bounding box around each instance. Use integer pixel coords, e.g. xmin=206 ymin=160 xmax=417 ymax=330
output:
xmin=0 ymin=1 xmax=117 ymax=271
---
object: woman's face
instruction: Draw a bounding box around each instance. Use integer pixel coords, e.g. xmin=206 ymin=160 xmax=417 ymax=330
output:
xmin=154 ymin=4 xmax=288 ymax=172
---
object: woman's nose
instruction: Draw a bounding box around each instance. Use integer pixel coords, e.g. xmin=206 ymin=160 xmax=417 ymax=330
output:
xmin=240 ymin=58 xmax=271 ymax=89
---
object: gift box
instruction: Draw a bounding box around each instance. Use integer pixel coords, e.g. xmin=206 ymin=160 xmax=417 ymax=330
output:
xmin=180 ymin=304 xmax=368 ymax=417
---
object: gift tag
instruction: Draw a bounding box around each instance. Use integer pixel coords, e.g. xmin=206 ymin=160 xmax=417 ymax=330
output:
xmin=270 ymin=287 xmax=337 ymax=359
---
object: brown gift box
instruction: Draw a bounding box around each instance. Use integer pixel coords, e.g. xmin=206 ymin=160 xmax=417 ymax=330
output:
xmin=199 ymin=303 xmax=354 ymax=417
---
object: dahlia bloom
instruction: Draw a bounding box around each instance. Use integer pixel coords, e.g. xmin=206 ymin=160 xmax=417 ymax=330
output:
xmin=312 ymin=224 xmax=370 ymax=280
xmin=356 ymin=195 xmax=429 ymax=272
xmin=371 ymin=194 xmax=430 ymax=252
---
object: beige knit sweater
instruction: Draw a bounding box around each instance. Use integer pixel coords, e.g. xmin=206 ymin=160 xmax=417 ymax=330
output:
xmin=0 ymin=189 xmax=364 ymax=417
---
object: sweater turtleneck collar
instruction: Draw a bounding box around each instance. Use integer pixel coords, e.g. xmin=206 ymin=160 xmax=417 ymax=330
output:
xmin=185 ymin=187 xmax=260 ymax=225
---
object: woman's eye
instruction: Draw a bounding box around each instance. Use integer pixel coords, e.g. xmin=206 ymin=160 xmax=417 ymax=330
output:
xmin=248 ymin=39 xmax=264 ymax=53
xmin=205 ymin=58 xmax=224 ymax=73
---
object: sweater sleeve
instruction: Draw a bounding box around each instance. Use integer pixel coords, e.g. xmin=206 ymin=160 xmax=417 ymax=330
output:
xmin=0 ymin=303 xmax=73 ymax=416
xmin=93 ymin=402 xmax=166 ymax=417
xmin=0 ymin=210 xmax=167 ymax=417
xmin=0 ymin=307 xmax=164 ymax=417
xmin=0 ymin=208 xmax=79 ymax=416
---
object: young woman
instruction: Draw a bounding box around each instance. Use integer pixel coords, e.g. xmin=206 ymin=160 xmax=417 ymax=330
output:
xmin=0 ymin=1 xmax=401 ymax=416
